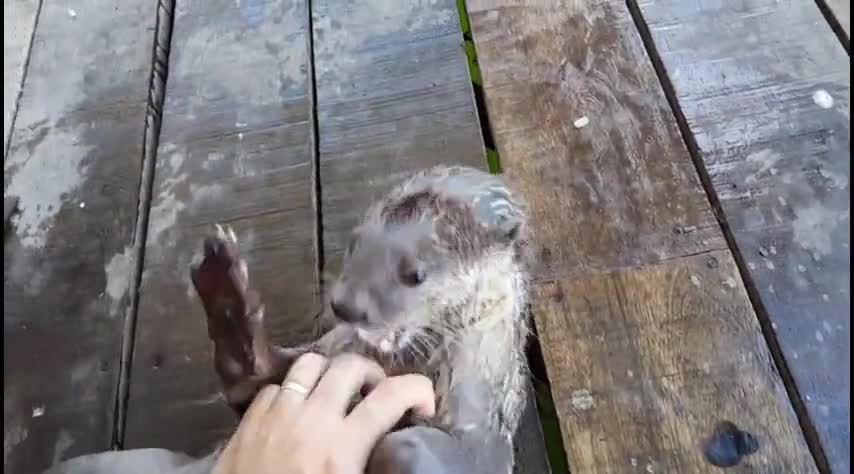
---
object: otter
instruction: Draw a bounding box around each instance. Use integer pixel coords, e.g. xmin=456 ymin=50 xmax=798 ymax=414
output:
xmin=45 ymin=165 xmax=532 ymax=474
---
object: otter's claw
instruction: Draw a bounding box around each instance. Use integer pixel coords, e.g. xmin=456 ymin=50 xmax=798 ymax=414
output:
xmin=214 ymin=223 xmax=238 ymax=245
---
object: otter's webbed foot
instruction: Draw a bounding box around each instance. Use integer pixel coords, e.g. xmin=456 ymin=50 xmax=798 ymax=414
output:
xmin=367 ymin=425 xmax=513 ymax=474
xmin=190 ymin=225 xmax=301 ymax=415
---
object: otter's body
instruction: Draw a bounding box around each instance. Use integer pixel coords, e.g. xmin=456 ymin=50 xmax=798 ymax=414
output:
xmin=44 ymin=165 xmax=532 ymax=474
xmin=316 ymin=165 xmax=532 ymax=473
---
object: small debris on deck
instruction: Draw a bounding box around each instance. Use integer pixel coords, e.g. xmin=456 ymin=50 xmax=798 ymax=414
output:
xmin=812 ymin=89 xmax=834 ymax=109
xmin=572 ymin=116 xmax=589 ymax=128
xmin=32 ymin=406 xmax=44 ymax=418
xmin=67 ymin=8 xmax=77 ymax=18
xmin=570 ymin=389 xmax=594 ymax=411
xmin=702 ymin=421 xmax=759 ymax=468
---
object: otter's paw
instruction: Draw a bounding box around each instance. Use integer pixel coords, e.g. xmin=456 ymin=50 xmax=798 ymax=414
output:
xmin=190 ymin=225 xmax=297 ymax=415
xmin=367 ymin=427 xmax=465 ymax=474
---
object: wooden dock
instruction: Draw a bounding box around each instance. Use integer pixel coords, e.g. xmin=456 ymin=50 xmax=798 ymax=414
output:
xmin=4 ymin=0 xmax=849 ymax=473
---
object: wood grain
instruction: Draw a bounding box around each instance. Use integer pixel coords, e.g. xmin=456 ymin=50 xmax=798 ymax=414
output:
xmin=124 ymin=0 xmax=318 ymax=455
xmin=312 ymin=0 xmax=549 ymax=471
xmin=534 ymin=252 xmax=816 ymax=472
xmin=3 ymin=0 xmax=40 ymax=154
xmin=468 ymin=0 xmax=726 ymax=281
xmin=634 ymin=0 xmax=850 ymax=470
xmin=313 ymin=0 xmax=487 ymax=273
xmin=3 ymin=0 xmax=157 ymax=471
xmin=467 ymin=0 xmax=818 ymax=471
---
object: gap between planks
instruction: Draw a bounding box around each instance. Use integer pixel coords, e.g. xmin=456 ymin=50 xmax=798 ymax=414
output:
xmin=305 ymin=0 xmax=325 ymax=295
xmin=112 ymin=0 xmax=177 ymax=450
xmin=624 ymin=0 xmax=832 ymax=470
xmin=813 ymin=0 xmax=850 ymax=54
xmin=3 ymin=0 xmax=44 ymax=162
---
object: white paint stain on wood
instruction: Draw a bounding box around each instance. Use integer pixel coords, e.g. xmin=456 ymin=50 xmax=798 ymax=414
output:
xmin=6 ymin=129 xmax=92 ymax=247
xmin=104 ymin=246 xmax=135 ymax=317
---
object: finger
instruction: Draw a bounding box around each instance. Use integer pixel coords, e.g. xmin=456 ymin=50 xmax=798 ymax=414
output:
xmin=271 ymin=352 xmax=329 ymax=409
xmin=306 ymin=353 xmax=386 ymax=414
xmin=344 ymin=374 xmax=436 ymax=446
xmin=225 ymin=383 xmax=279 ymax=445
xmin=244 ymin=384 xmax=280 ymax=420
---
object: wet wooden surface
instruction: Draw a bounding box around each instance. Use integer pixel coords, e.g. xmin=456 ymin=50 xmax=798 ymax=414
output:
xmin=3 ymin=1 xmax=157 ymax=472
xmin=313 ymin=0 xmax=486 ymax=272
xmin=634 ymin=0 xmax=850 ymax=470
xmin=124 ymin=0 xmax=319 ymax=455
xmin=5 ymin=0 xmax=849 ymax=472
xmin=467 ymin=0 xmax=820 ymax=471
xmin=3 ymin=0 xmax=40 ymax=153
xmin=312 ymin=0 xmax=549 ymax=471
xmin=535 ymin=252 xmax=816 ymax=473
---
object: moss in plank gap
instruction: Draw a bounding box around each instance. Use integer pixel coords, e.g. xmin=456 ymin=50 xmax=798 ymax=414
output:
xmin=534 ymin=378 xmax=572 ymax=474
xmin=456 ymin=0 xmax=471 ymax=36
xmin=456 ymin=2 xmax=569 ymax=471
xmin=456 ymin=0 xmax=500 ymax=173
xmin=486 ymin=148 xmax=501 ymax=174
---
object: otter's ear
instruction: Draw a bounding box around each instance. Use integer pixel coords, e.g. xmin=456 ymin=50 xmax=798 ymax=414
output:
xmin=490 ymin=215 xmax=523 ymax=246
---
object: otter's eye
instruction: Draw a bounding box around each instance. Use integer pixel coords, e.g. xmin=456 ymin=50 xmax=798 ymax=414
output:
xmin=402 ymin=268 xmax=427 ymax=287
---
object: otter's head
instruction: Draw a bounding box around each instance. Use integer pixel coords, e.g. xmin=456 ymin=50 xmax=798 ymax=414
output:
xmin=327 ymin=189 xmax=524 ymax=354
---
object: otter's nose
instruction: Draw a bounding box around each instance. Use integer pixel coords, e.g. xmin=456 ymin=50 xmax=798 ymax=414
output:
xmin=331 ymin=300 xmax=367 ymax=324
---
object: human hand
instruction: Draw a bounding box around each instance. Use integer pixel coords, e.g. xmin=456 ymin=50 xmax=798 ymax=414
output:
xmin=211 ymin=352 xmax=436 ymax=474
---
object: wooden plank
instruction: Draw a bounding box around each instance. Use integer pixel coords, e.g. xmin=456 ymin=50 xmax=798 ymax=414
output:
xmin=535 ymin=252 xmax=817 ymax=472
xmin=124 ymin=0 xmax=318 ymax=455
xmin=3 ymin=0 xmax=40 ymax=153
xmin=313 ymin=0 xmax=487 ymax=271
xmin=467 ymin=0 xmax=818 ymax=471
xmin=312 ymin=0 xmax=550 ymax=472
xmin=633 ymin=0 xmax=850 ymax=470
xmin=467 ymin=0 xmax=727 ymax=280
xmin=3 ymin=0 xmax=157 ymax=472
xmin=822 ymin=0 xmax=850 ymax=42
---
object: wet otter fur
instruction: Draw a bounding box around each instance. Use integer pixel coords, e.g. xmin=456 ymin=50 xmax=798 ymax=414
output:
xmin=44 ymin=165 xmax=532 ymax=474
xmin=317 ymin=165 xmax=532 ymax=473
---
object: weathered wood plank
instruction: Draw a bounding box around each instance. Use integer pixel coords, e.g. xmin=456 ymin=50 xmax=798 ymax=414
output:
xmin=124 ymin=0 xmax=318 ymax=455
xmin=3 ymin=0 xmax=157 ymax=472
xmin=312 ymin=0 xmax=549 ymax=471
xmin=3 ymin=0 xmax=40 ymax=154
xmin=822 ymin=0 xmax=850 ymax=42
xmin=468 ymin=0 xmax=727 ymax=281
xmin=467 ymin=0 xmax=818 ymax=471
xmin=634 ymin=0 xmax=850 ymax=470
xmin=534 ymin=252 xmax=817 ymax=472
xmin=313 ymin=0 xmax=487 ymax=271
